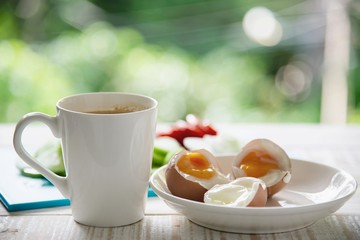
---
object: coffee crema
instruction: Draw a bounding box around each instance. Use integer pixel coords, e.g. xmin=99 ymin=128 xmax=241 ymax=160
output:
xmin=86 ymin=104 xmax=147 ymax=114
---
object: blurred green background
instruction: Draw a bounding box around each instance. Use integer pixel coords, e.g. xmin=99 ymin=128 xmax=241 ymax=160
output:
xmin=0 ymin=0 xmax=359 ymax=123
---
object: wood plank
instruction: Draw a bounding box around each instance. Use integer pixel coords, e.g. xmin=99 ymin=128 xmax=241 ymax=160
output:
xmin=1 ymin=215 xmax=359 ymax=240
xmin=0 ymin=197 xmax=176 ymax=217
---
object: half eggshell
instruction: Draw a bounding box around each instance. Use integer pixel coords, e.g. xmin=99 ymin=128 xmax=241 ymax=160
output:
xmin=165 ymin=149 xmax=230 ymax=202
xmin=232 ymin=139 xmax=291 ymax=197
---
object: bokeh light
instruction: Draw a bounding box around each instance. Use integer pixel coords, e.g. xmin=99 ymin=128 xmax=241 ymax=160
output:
xmin=275 ymin=61 xmax=313 ymax=101
xmin=243 ymin=7 xmax=283 ymax=47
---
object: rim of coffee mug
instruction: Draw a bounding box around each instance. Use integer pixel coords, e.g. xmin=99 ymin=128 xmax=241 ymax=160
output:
xmin=56 ymin=92 xmax=158 ymax=115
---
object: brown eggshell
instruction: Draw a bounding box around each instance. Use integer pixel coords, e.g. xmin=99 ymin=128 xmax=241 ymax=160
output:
xmin=248 ymin=184 xmax=268 ymax=207
xmin=165 ymin=162 xmax=207 ymax=202
xmin=267 ymin=178 xmax=287 ymax=197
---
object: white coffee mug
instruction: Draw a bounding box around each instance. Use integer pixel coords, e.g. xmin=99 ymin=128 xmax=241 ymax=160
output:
xmin=13 ymin=92 xmax=157 ymax=227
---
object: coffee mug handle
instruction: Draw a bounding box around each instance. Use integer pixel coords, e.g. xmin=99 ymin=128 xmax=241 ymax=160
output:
xmin=13 ymin=112 xmax=69 ymax=198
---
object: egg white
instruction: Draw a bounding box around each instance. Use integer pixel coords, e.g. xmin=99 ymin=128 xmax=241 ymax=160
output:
xmin=233 ymin=167 xmax=291 ymax=187
xmin=204 ymin=177 xmax=267 ymax=207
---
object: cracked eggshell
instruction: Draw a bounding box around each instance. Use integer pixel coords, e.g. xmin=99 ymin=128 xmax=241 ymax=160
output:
xmin=232 ymin=139 xmax=292 ymax=197
xmin=165 ymin=149 xmax=230 ymax=202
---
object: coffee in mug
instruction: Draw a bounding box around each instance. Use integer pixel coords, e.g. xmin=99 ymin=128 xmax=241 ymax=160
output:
xmin=86 ymin=104 xmax=147 ymax=114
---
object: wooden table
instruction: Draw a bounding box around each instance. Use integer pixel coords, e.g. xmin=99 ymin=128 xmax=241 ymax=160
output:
xmin=1 ymin=123 xmax=359 ymax=239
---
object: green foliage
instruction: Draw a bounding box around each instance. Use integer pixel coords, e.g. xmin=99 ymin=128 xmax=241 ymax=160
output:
xmin=0 ymin=40 xmax=72 ymax=121
xmin=1 ymin=0 xmax=359 ymax=123
xmin=0 ymin=20 xmax=321 ymax=123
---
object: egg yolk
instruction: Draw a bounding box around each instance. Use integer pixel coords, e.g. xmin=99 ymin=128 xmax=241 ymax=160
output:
xmin=240 ymin=151 xmax=279 ymax=178
xmin=176 ymin=152 xmax=215 ymax=179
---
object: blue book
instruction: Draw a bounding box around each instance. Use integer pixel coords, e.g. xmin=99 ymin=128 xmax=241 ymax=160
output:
xmin=0 ymin=148 xmax=155 ymax=212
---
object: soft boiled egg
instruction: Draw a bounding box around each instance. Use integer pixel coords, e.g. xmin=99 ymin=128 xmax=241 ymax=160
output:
xmin=204 ymin=177 xmax=267 ymax=207
xmin=165 ymin=149 xmax=230 ymax=202
xmin=232 ymin=139 xmax=291 ymax=197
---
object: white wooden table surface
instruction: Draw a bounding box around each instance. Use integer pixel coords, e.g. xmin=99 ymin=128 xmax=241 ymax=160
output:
xmin=1 ymin=123 xmax=359 ymax=239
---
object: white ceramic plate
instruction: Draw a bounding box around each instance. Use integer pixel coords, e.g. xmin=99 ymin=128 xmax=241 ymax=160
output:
xmin=150 ymin=156 xmax=357 ymax=234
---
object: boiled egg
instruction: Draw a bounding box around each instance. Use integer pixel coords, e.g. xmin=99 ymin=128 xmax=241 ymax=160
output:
xmin=204 ymin=177 xmax=267 ymax=207
xmin=165 ymin=149 xmax=230 ymax=202
xmin=232 ymin=139 xmax=291 ymax=197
